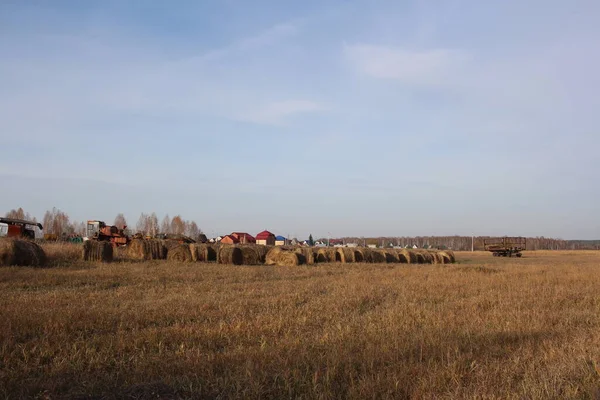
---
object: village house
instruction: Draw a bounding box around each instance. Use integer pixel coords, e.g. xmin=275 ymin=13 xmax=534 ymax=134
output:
xmin=231 ymin=232 xmax=255 ymax=244
xmin=256 ymin=230 xmax=276 ymax=246
xmin=220 ymin=235 xmax=239 ymax=245
xmin=275 ymin=235 xmax=287 ymax=246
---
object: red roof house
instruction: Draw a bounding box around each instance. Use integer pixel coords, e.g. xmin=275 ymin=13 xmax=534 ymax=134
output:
xmin=220 ymin=235 xmax=239 ymax=245
xmin=231 ymin=232 xmax=256 ymax=244
xmin=255 ymin=230 xmax=276 ymax=246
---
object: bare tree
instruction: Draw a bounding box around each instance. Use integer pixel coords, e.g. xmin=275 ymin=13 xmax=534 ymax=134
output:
xmin=149 ymin=213 xmax=159 ymax=237
xmin=42 ymin=207 xmax=72 ymax=236
xmin=71 ymin=221 xmax=86 ymax=236
xmin=136 ymin=213 xmax=148 ymax=235
xmin=171 ymin=215 xmax=185 ymax=235
xmin=5 ymin=207 xmax=31 ymax=220
xmin=114 ymin=213 xmax=127 ymax=230
xmin=161 ymin=215 xmax=171 ymax=234
xmin=185 ymin=221 xmax=200 ymax=239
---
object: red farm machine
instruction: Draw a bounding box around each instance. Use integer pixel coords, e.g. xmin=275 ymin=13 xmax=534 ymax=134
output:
xmin=86 ymin=220 xmax=130 ymax=246
xmin=0 ymin=217 xmax=43 ymax=239
xmin=483 ymin=236 xmax=526 ymax=257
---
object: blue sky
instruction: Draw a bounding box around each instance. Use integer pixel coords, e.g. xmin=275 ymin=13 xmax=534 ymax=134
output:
xmin=1 ymin=0 xmax=599 ymax=239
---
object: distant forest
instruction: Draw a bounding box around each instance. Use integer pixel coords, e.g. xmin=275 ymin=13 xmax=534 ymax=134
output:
xmin=335 ymin=236 xmax=600 ymax=251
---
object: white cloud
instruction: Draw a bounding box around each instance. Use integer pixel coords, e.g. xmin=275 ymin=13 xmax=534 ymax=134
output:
xmin=237 ymin=100 xmax=325 ymax=125
xmin=0 ymin=17 xmax=317 ymax=144
xmin=189 ymin=22 xmax=298 ymax=63
xmin=238 ymin=23 xmax=297 ymax=50
xmin=344 ymin=44 xmax=469 ymax=85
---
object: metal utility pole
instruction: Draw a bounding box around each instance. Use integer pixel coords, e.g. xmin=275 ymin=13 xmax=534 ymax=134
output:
xmin=471 ymin=235 xmax=474 ymax=252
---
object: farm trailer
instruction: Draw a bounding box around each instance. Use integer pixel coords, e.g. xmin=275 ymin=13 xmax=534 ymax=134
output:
xmin=483 ymin=237 xmax=526 ymax=257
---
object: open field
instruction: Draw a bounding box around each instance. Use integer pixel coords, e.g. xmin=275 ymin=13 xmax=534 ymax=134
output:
xmin=1 ymin=251 xmax=600 ymax=399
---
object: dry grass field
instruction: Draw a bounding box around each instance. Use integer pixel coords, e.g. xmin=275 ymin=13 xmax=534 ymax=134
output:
xmin=1 ymin=249 xmax=600 ymax=399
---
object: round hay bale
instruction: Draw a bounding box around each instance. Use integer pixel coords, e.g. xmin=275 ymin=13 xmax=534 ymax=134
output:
xmin=266 ymin=247 xmax=301 ymax=266
xmin=396 ymin=249 xmax=417 ymax=264
xmin=190 ymin=243 xmax=218 ymax=262
xmin=294 ymin=247 xmax=316 ymax=265
xmin=413 ymin=250 xmax=434 ymax=264
xmin=218 ymin=246 xmax=243 ymax=265
xmin=353 ymin=248 xmax=368 ymax=263
xmin=335 ymin=247 xmax=356 ymax=263
xmin=204 ymin=244 xmax=217 ymax=262
xmin=414 ymin=253 xmax=426 ymax=264
xmin=237 ymin=245 xmax=269 ymax=264
xmin=0 ymin=239 xmax=46 ymax=267
xmin=316 ymin=248 xmax=338 ymax=263
xmin=437 ymin=251 xmax=453 ymax=264
xmin=238 ymin=246 xmax=262 ymax=265
xmin=127 ymin=239 xmax=145 ymax=260
xmin=442 ymin=250 xmax=456 ymax=263
xmin=278 ymin=251 xmax=300 ymax=267
xmin=128 ymin=239 xmax=167 ymax=261
xmin=355 ymin=248 xmax=375 ymax=263
xmin=265 ymin=246 xmax=284 ymax=265
xmin=163 ymin=240 xmax=182 ymax=251
xmin=189 ymin=244 xmax=200 ymax=262
xmin=315 ymin=248 xmax=329 ymax=263
xmin=167 ymin=244 xmax=193 ymax=262
xmin=370 ymin=249 xmax=387 ymax=263
xmin=153 ymin=240 xmax=168 ymax=259
xmin=265 ymin=246 xmax=286 ymax=265
xmin=82 ymin=240 xmax=113 ymax=262
xmin=377 ymin=249 xmax=399 ymax=263
xmin=114 ymin=245 xmax=129 ymax=261
xmin=254 ymin=245 xmax=270 ymax=263
xmin=428 ymin=251 xmax=443 ymax=264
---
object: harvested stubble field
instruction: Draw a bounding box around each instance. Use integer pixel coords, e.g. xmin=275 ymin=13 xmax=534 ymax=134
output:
xmin=1 ymin=250 xmax=600 ymax=399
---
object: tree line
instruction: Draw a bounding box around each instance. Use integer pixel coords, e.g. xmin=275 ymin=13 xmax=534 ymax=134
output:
xmin=3 ymin=208 xmax=203 ymax=241
xmin=339 ymin=236 xmax=600 ymax=251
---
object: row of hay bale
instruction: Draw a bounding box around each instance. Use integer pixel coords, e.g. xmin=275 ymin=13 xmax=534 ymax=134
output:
xmin=82 ymin=239 xmax=208 ymax=263
xmin=262 ymin=247 xmax=456 ymax=267
xmin=79 ymin=239 xmax=456 ymax=266
xmin=80 ymin=239 xmax=166 ymax=263
xmin=81 ymin=240 xmax=274 ymax=265
xmin=1 ymin=238 xmax=455 ymax=267
xmin=80 ymin=239 xmax=223 ymax=264
xmin=310 ymin=247 xmax=455 ymax=265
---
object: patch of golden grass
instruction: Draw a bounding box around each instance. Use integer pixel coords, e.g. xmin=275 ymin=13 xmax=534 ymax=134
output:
xmin=1 ymin=251 xmax=599 ymax=398
xmin=39 ymin=242 xmax=83 ymax=267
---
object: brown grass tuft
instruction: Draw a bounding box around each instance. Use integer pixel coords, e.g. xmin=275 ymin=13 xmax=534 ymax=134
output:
xmin=40 ymin=242 xmax=82 ymax=266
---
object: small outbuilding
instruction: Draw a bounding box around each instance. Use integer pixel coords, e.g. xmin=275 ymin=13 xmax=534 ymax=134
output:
xmin=275 ymin=235 xmax=287 ymax=246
